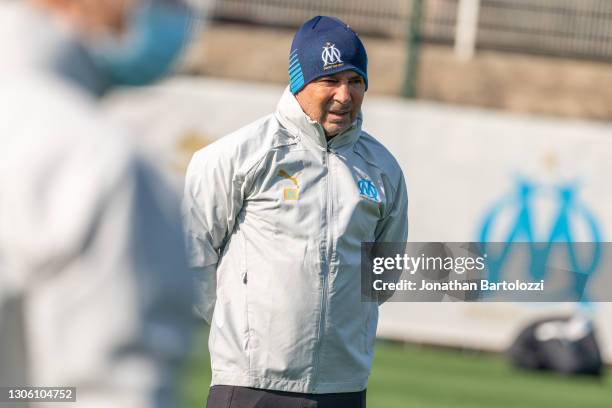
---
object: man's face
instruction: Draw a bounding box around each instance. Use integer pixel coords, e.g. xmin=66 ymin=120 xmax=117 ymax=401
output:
xmin=295 ymin=70 xmax=366 ymax=138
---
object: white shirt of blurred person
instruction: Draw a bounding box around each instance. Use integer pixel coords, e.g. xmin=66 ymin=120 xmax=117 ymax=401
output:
xmin=184 ymin=16 xmax=408 ymax=407
xmin=0 ymin=0 xmax=195 ymax=407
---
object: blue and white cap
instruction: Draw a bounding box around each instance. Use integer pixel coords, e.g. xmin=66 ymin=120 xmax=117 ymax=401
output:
xmin=289 ymin=16 xmax=368 ymax=94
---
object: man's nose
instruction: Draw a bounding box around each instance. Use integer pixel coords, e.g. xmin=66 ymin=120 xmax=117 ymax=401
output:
xmin=334 ymin=82 xmax=351 ymax=105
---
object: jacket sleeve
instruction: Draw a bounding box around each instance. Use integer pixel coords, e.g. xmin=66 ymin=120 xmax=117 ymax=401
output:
xmin=374 ymin=171 xmax=409 ymax=304
xmin=375 ymin=170 xmax=408 ymax=244
xmin=182 ymin=143 xmax=245 ymax=325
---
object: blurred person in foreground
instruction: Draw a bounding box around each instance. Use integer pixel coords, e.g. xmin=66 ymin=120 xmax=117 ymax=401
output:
xmin=184 ymin=16 xmax=408 ymax=408
xmin=0 ymin=0 xmax=196 ymax=406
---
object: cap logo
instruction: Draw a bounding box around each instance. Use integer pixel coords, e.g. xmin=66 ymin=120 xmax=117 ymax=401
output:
xmin=321 ymin=42 xmax=343 ymax=70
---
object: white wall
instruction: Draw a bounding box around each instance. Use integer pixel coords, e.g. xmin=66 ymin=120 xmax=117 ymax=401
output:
xmin=105 ymin=76 xmax=612 ymax=363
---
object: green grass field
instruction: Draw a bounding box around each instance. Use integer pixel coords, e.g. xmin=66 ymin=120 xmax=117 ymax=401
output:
xmin=181 ymin=328 xmax=611 ymax=408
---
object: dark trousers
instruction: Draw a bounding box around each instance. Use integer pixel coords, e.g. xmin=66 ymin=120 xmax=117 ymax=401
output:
xmin=206 ymin=385 xmax=367 ymax=408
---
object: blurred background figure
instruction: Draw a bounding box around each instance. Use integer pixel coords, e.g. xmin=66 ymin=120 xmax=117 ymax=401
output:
xmin=0 ymin=0 xmax=198 ymax=406
xmin=61 ymin=0 xmax=612 ymax=407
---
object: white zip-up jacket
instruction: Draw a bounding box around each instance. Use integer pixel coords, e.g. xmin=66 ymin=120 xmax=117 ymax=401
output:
xmin=184 ymin=87 xmax=408 ymax=393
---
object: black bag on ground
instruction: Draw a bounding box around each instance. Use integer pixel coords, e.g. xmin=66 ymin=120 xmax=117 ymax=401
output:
xmin=507 ymin=315 xmax=603 ymax=376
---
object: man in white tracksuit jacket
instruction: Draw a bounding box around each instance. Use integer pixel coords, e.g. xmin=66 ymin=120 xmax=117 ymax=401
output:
xmin=184 ymin=16 xmax=408 ymax=408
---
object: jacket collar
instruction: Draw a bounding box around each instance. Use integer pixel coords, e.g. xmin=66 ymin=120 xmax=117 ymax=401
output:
xmin=275 ymin=86 xmax=362 ymax=152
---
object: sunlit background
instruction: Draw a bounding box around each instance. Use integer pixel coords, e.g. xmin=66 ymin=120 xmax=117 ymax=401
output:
xmin=103 ymin=1 xmax=612 ymax=406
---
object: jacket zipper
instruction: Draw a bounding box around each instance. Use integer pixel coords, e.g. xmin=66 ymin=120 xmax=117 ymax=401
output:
xmin=312 ymin=147 xmax=333 ymax=390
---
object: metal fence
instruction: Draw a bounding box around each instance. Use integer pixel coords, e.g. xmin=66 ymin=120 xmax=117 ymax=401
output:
xmin=209 ymin=0 xmax=612 ymax=60
xmin=209 ymin=0 xmax=412 ymax=37
xmin=478 ymin=0 xmax=612 ymax=59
